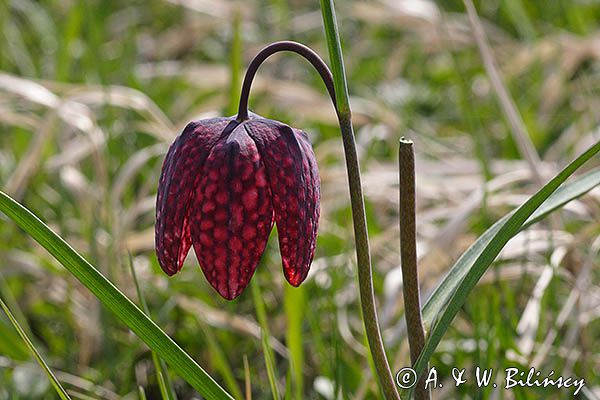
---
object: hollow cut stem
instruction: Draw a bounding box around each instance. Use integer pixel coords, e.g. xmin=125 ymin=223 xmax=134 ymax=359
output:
xmin=399 ymin=138 xmax=429 ymax=400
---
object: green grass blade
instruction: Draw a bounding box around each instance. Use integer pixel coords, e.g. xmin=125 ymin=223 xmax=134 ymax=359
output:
xmin=319 ymin=0 xmax=350 ymax=116
xmin=243 ymin=354 xmax=252 ymax=400
xmin=138 ymin=386 xmax=147 ymax=400
xmin=0 ymin=318 xmax=30 ymax=361
xmin=422 ymin=165 xmax=600 ymax=327
xmin=284 ymin=284 xmax=305 ymax=400
xmin=0 ymin=190 xmax=234 ymax=400
xmin=404 ymin=140 xmax=600 ymax=398
xmin=227 ymin=8 xmax=242 ymax=116
xmin=501 ymin=0 xmax=536 ymax=40
xmin=154 ymin=360 xmax=175 ymax=400
xmin=261 ymin=332 xmax=280 ymax=400
xmin=128 ymin=254 xmax=177 ymax=400
xmin=199 ymin=323 xmax=244 ymax=400
xmin=0 ymin=271 xmax=33 ymax=339
xmin=0 ymin=297 xmax=71 ymax=400
xmin=251 ymin=281 xmax=280 ymax=400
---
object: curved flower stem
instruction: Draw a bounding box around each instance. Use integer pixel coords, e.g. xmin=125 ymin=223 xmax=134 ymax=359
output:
xmin=237 ymin=39 xmax=399 ymax=399
xmin=236 ymin=41 xmax=336 ymax=122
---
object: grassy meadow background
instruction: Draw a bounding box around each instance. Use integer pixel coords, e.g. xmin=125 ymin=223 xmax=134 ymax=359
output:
xmin=1 ymin=0 xmax=599 ymax=398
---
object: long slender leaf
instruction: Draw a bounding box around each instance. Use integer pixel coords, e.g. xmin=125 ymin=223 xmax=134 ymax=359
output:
xmin=0 ymin=272 xmax=30 ymax=362
xmin=0 ymin=190 xmax=234 ymax=400
xmin=0 ymin=297 xmax=71 ymax=400
xmin=128 ymin=254 xmax=177 ymax=400
xmin=198 ymin=322 xmax=244 ymax=400
xmin=405 ymin=140 xmax=600 ymax=398
xmin=251 ymin=281 xmax=280 ymax=400
xmin=0 ymin=319 xmax=30 ymax=361
xmin=226 ymin=8 xmax=242 ymax=116
xmin=138 ymin=386 xmax=147 ymax=400
xmin=422 ymin=166 xmax=600 ymax=327
xmin=0 ymin=270 xmax=33 ymax=338
xmin=319 ymin=0 xmax=350 ymax=116
xmin=284 ymin=284 xmax=305 ymax=400
xmin=243 ymin=354 xmax=252 ymax=400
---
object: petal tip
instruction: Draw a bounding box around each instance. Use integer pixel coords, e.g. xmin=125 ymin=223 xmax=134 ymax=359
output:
xmin=210 ymin=279 xmax=245 ymax=300
xmin=156 ymin=255 xmax=181 ymax=276
xmin=221 ymin=290 xmax=242 ymax=301
xmin=163 ymin=267 xmax=178 ymax=277
xmin=285 ymin=269 xmax=307 ymax=287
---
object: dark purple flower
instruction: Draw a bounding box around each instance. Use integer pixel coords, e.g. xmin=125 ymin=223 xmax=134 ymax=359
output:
xmin=155 ymin=113 xmax=320 ymax=300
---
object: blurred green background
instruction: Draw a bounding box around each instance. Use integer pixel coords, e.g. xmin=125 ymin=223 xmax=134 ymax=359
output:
xmin=0 ymin=0 xmax=599 ymax=398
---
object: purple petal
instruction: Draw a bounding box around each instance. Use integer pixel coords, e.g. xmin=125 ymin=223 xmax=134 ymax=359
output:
xmin=155 ymin=118 xmax=233 ymax=275
xmin=191 ymin=125 xmax=274 ymax=299
xmin=245 ymin=117 xmax=320 ymax=286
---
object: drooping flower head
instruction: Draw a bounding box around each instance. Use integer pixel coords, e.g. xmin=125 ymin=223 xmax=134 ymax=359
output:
xmin=155 ymin=113 xmax=320 ymax=300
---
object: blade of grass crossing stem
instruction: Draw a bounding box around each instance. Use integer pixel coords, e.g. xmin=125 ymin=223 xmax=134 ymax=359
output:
xmin=284 ymin=284 xmax=305 ymax=400
xmin=0 ymin=190 xmax=234 ymax=400
xmin=0 ymin=297 xmax=71 ymax=400
xmin=422 ymin=165 xmax=600 ymax=327
xmin=127 ymin=254 xmax=177 ymax=400
xmin=198 ymin=323 xmax=244 ymax=400
xmin=251 ymin=281 xmax=280 ymax=400
xmin=403 ymin=140 xmax=600 ymax=398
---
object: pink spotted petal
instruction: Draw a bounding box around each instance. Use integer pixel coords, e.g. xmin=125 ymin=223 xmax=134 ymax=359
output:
xmin=246 ymin=117 xmax=320 ymax=286
xmin=155 ymin=118 xmax=234 ymax=275
xmin=191 ymin=124 xmax=274 ymax=300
